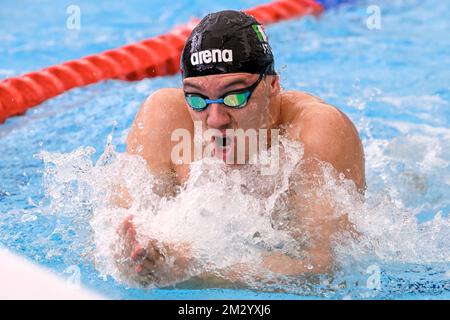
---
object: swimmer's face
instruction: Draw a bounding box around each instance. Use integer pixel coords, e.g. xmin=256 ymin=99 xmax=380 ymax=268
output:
xmin=183 ymin=72 xmax=280 ymax=163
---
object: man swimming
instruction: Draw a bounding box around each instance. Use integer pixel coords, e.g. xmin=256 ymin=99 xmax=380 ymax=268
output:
xmin=114 ymin=10 xmax=365 ymax=287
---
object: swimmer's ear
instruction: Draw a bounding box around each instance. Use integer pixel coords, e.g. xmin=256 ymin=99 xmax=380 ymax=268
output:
xmin=266 ymin=74 xmax=281 ymax=97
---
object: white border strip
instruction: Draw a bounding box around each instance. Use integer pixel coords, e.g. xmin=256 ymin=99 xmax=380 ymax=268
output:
xmin=0 ymin=248 xmax=104 ymax=300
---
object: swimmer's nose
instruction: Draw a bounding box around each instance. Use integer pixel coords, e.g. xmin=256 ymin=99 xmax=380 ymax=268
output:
xmin=206 ymin=103 xmax=231 ymax=129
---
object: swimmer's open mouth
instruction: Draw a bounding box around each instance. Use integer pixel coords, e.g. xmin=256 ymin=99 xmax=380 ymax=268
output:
xmin=212 ymin=134 xmax=235 ymax=161
xmin=214 ymin=135 xmax=232 ymax=148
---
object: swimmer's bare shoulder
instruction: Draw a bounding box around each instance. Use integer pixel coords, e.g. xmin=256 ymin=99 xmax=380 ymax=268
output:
xmin=254 ymin=90 xmax=365 ymax=275
xmin=126 ymin=88 xmax=191 ymax=183
xmin=111 ymin=88 xmax=190 ymax=208
xmin=280 ymin=90 xmax=365 ymax=190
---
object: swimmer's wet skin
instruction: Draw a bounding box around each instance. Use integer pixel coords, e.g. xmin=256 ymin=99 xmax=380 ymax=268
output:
xmin=116 ymin=10 xmax=366 ymax=288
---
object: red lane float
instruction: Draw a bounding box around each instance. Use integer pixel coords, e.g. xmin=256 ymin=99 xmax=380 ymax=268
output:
xmin=0 ymin=0 xmax=323 ymax=124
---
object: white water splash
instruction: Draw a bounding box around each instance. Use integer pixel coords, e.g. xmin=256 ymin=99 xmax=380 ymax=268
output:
xmin=39 ymin=128 xmax=450 ymax=294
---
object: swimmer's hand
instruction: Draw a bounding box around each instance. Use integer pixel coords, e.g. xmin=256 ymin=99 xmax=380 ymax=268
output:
xmin=114 ymin=216 xmax=191 ymax=287
xmin=114 ymin=217 xmax=253 ymax=288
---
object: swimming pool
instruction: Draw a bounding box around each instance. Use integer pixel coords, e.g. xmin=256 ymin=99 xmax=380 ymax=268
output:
xmin=0 ymin=0 xmax=449 ymax=299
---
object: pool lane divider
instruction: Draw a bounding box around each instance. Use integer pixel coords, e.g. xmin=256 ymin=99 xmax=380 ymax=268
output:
xmin=0 ymin=0 xmax=351 ymax=124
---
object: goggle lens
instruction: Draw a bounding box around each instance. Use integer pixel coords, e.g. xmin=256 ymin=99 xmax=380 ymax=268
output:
xmin=186 ymin=95 xmax=207 ymax=110
xmin=223 ymin=92 xmax=250 ymax=108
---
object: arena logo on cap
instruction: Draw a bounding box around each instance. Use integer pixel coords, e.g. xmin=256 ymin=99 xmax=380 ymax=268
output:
xmin=190 ymin=49 xmax=233 ymax=66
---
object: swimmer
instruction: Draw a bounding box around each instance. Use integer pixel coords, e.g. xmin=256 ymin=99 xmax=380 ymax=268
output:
xmin=114 ymin=10 xmax=365 ymax=287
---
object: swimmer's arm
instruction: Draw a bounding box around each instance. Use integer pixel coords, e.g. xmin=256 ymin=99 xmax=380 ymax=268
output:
xmin=259 ymin=196 xmax=339 ymax=276
xmin=117 ymin=228 xmax=328 ymax=288
xmin=258 ymin=99 xmax=366 ymax=276
xmin=126 ymin=89 xmax=179 ymax=178
xmin=115 ymin=217 xmax=304 ymax=287
xmin=109 ymin=89 xmax=188 ymax=209
xmin=291 ymin=96 xmax=366 ymax=191
xmin=255 ymin=162 xmax=344 ymax=276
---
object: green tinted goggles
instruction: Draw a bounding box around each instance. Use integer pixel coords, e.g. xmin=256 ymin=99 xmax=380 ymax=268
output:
xmin=184 ymin=73 xmax=264 ymax=111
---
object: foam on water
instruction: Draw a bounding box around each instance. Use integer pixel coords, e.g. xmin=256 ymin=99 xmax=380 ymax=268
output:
xmin=38 ymin=123 xmax=450 ymax=296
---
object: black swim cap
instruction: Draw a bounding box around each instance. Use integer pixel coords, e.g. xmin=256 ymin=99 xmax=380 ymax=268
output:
xmin=181 ymin=10 xmax=276 ymax=79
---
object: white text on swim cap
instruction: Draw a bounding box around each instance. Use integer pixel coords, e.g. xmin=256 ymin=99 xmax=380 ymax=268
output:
xmin=190 ymin=49 xmax=233 ymax=66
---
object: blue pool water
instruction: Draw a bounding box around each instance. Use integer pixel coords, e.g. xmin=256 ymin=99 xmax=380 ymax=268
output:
xmin=1 ymin=0 xmax=449 ymax=299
